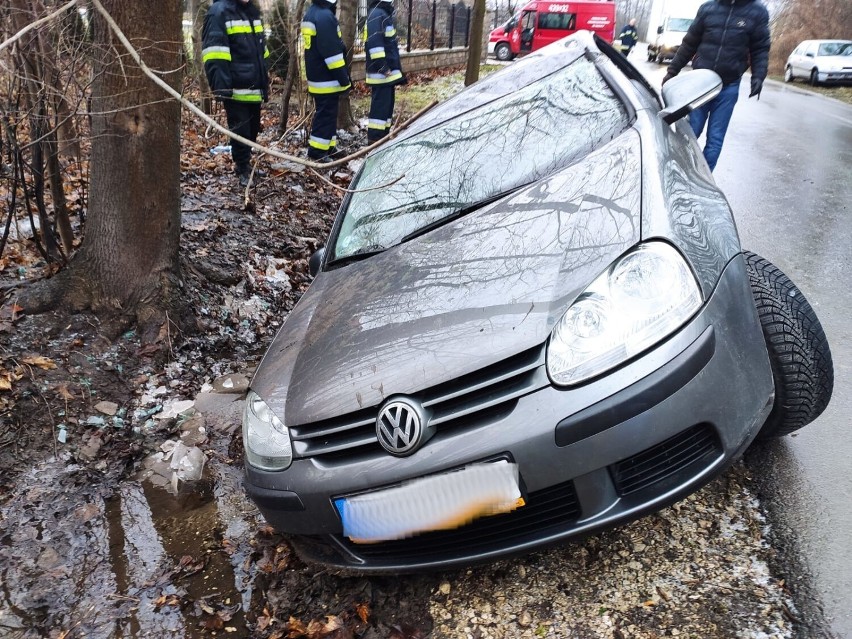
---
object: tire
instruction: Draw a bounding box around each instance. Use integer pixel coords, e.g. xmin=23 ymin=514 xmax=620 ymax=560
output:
xmin=784 ymin=66 xmax=794 ymax=83
xmin=810 ymin=68 xmax=819 ymax=86
xmin=647 ymin=49 xmax=655 ymax=62
xmin=495 ymin=43 xmax=513 ymax=62
xmin=744 ymin=251 xmax=834 ymax=438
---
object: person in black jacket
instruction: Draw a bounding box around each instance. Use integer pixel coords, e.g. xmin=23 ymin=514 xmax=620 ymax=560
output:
xmin=202 ymin=0 xmax=270 ymax=186
xmin=616 ymin=19 xmax=638 ymax=57
xmin=662 ymin=0 xmax=770 ymax=171
xmin=364 ymin=0 xmax=404 ymax=143
xmin=302 ymin=0 xmax=351 ymax=160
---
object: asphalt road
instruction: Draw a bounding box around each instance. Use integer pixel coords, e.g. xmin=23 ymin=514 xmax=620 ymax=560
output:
xmin=632 ymin=49 xmax=852 ymax=637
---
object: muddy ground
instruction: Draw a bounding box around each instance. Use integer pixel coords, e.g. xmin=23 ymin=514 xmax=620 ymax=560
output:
xmin=0 ymin=70 xmax=810 ymax=639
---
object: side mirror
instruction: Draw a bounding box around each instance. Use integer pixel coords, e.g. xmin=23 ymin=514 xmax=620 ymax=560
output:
xmin=308 ymin=247 xmax=325 ymax=277
xmin=659 ymin=69 xmax=722 ymax=125
xmin=657 ymin=25 xmax=663 ymax=34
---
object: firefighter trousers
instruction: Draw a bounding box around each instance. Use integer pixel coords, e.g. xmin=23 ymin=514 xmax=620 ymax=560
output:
xmin=309 ymin=94 xmax=340 ymax=159
xmin=224 ymin=101 xmax=261 ymax=173
xmin=367 ymin=85 xmax=395 ymax=142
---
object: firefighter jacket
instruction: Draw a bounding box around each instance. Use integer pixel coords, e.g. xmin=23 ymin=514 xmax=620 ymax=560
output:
xmin=202 ymin=0 xmax=270 ymax=102
xmin=364 ymin=1 xmax=403 ymax=85
xmin=302 ymin=0 xmax=351 ymax=95
xmin=668 ymin=0 xmax=770 ymax=86
xmin=617 ymin=24 xmax=638 ymax=47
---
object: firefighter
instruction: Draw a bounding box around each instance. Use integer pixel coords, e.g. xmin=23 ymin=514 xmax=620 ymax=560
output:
xmin=364 ymin=0 xmax=404 ymax=143
xmin=302 ymin=0 xmax=352 ymax=161
xmin=616 ymin=18 xmax=638 ymax=57
xmin=202 ymin=0 xmax=270 ymax=187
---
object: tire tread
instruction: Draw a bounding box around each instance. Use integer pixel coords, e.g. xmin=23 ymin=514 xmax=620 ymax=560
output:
xmin=743 ymin=251 xmax=833 ymax=438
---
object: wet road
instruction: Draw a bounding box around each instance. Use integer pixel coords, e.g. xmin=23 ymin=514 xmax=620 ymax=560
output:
xmin=636 ymin=51 xmax=852 ymax=637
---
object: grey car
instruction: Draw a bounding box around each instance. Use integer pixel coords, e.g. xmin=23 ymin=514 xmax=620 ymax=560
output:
xmin=243 ymin=32 xmax=833 ymax=572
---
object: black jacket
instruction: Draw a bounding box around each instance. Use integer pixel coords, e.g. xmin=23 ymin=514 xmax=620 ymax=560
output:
xmin=202 ymin=0 xmax=270 ymax=102
xmin=364 ymin=0 xmax=403 ymax=85
xmin=302 ymin=0 xmax=351 ymax=95
xmin=668 ymin=0 xmax=770 ymax=85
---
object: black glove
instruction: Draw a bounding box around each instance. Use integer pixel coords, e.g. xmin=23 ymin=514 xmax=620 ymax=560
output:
xmin=397 ymin=74 xmax=408 ymax=86
xmin=662 ymin=70 xmax=677 ymax=86
xmin=749 ymin=76 xmax=763 ymax=99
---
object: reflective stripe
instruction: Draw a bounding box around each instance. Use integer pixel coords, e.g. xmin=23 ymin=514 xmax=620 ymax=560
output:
xmin=368 ymin=118 xmax=389 ymax=130
xmin=226 ymin=19 xmax=253 ymax=35
xmin=264 ymin=46 xmax=270 ymax=58
xmin=202 ymin=46 xmax=231 ymax=62
xmin=368 ymin=46 xmax=386 ymax=58
xmin=337 ymin=26 xmax=342 ymax=37
xmin=325 ymin=53 xmax=345 ymax=69
xmin=385 ymin=27 xmax=396 ymax=37
xmin=307 ymin=80 xmax=351 ymax=94
xmin=309 ymin=135 xmax=333 ymax=150
xmin=301 ymin=21 xmax=317 ymax=35
xmin=232 ymin=89 xmax=263 ymax=102
xmin=365 ymin=69 xmax=402 ymax=84
xmin=253 ymin=21 xmax=264 ymax=33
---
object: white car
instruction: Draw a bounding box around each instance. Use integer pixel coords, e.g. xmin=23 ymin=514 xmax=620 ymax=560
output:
xmin=784 ymin=39 xmax=852 ymax=85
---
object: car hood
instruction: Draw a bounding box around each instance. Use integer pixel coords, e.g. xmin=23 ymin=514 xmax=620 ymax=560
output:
xmin=252 ymin=132 xmax=642 ymax=425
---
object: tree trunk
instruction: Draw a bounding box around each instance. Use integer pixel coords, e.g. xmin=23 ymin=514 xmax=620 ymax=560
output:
xmin=20 ymin=0 xmax=185 ymax=343
xmin=280 ymin=0 xmax=307 ymax=134
xmin=336 ymin=0 xmax=357 ymax=130
xmin=465 ymin=0 xmax=486 ymax=86
xmin=189 ymin=0 xmax=212 ymax=115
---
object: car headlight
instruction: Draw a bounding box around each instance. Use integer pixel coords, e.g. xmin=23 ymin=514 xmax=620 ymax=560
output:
xmin=547 ymin=242 xmax=703 ymax=386
xmin=243 ymin=390 xmax=293 ymax=471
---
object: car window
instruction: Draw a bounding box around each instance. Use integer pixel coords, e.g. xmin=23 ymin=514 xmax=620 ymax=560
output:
xmin=818 ymin=42 xmax=852 ymax=56
xmin=666 ymin=18 xmax=692 ymax=32
xmin=538 ymin=12 xmax=576 ymax=30
xmin=331 ymin=57 xmax=629 ymax=262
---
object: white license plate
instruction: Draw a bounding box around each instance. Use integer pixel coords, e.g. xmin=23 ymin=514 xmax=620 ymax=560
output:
xmin=335 ymin=461 xmax=524 ymax=543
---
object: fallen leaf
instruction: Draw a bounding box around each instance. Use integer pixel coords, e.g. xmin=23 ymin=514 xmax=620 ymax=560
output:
xmin=22 ymin=355 xmax=57 ymax=370
xmin=356 ymin=603 xmax=370 ymax=624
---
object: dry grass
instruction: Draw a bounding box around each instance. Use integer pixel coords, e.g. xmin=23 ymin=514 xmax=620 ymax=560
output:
xmin=768 ymin=74 xmax=852 ymax=105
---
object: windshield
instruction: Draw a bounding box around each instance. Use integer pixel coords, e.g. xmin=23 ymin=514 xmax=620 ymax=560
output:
xmin=666 ymin=18 xmax=692 ymax=32
xmin=818 ymin=42 xmax=852 ymax=56
xmin=331 ymin=57 xmax=628 ymax=261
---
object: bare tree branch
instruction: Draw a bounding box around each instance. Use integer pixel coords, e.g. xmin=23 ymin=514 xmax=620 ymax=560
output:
xmin=0 ymin=0 xmax=77 ymax=54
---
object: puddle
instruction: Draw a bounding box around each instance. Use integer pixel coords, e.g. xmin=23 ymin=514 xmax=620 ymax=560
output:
xmin=0 ymin=455 xmax=259 ymax=638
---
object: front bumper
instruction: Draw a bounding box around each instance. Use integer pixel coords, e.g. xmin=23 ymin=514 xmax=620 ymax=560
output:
xmin=818 ymin=70 xmax=852 ymax=83
xmin=487 ymin=41 xmax=496 ymax=55
xmin=245 ymin=255 xmax=773 ymax=572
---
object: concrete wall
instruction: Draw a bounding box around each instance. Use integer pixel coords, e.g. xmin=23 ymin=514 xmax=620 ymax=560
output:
xmin=349 ymin=47 xmax=470 ymax=82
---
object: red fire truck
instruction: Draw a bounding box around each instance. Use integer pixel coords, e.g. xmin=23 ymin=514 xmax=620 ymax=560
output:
xmin=488 ymin=1 xmax=616 ymax=61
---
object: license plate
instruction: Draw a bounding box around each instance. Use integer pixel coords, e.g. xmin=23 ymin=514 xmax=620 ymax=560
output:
xmin=335 ymin=461 xmax=524 ymax=543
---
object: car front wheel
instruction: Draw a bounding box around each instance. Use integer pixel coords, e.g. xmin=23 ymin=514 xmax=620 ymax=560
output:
xmin=784 ymin=66 xmax=794 ymax=82
xmin=810 ymin=68 xmax=820 ymax=86
xmin=744 ymin=251 xmax=834 ymax=438
xmin=495 ymin=43 xmax=513 ymax=61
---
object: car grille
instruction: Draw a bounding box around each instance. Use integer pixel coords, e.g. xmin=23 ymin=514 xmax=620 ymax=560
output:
xmin=336 ymin=479 xmax=580 ymax=562
xmin=289 ymin=345 xmax=548 ymax=460
xmin=610 ymin=423 xmax=722 ymax=496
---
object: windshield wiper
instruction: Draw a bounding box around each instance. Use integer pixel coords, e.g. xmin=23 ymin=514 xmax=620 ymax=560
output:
xmin=326 ymin=245 xmax=386 ymax=268
xmin=399 ymin=188 xmax=521 ymax=244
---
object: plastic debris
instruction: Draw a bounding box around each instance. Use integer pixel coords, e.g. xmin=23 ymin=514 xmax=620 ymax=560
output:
xmin=86 ymin=416 xmax=106 ymax=427
xmin=57 ymin=425 xmax=67 ymax=444
xmin=210 ymin=144 xmax=232 ymax=155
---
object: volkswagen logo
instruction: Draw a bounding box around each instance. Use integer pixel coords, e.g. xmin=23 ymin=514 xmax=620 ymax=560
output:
xmin=376 ymin=398 xmax=432 ymax=456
